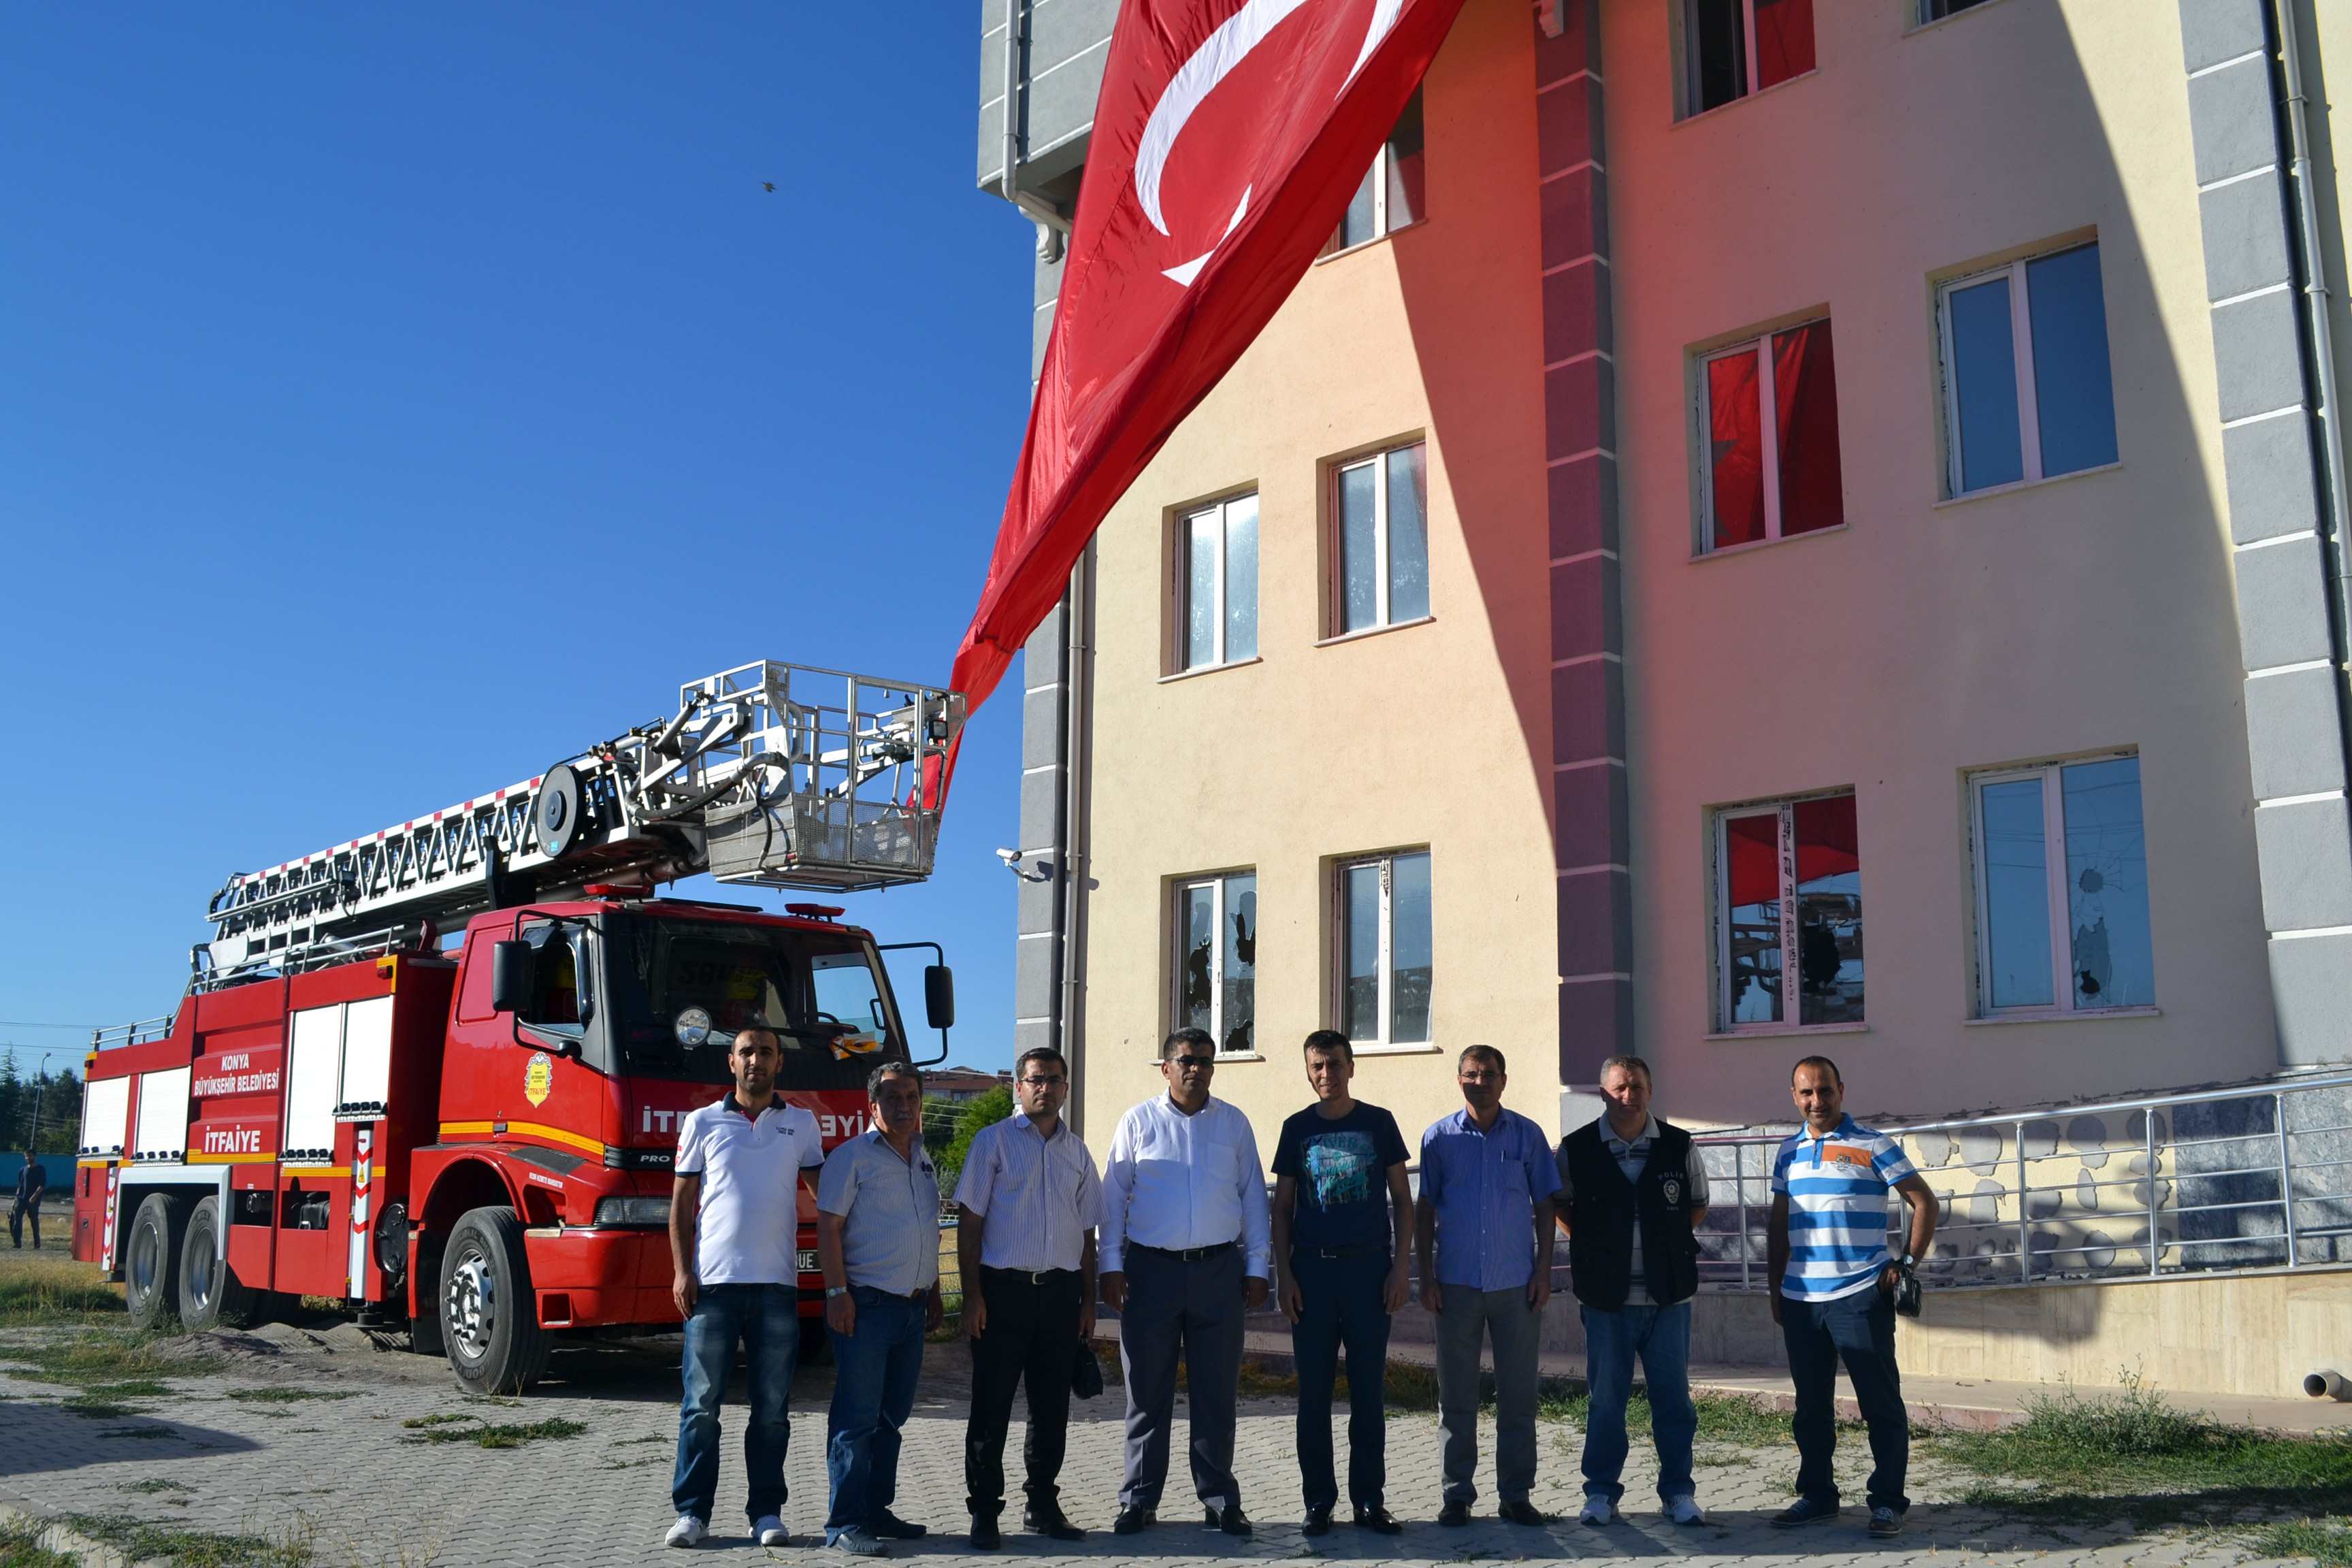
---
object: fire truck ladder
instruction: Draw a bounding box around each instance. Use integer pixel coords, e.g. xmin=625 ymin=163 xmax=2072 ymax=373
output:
xmin=200 ymin=661 xmax=964 ymax=981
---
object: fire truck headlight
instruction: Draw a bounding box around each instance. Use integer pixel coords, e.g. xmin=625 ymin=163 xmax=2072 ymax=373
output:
xmin=593 ymin=1197 xmax=672 ymax=1228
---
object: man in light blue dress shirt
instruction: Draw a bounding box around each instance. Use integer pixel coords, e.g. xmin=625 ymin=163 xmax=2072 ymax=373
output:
xmin=1098 ymin=1026 xmax=1273 ymax=1538
xmin=1415 ymin=1045 xmax=1559 ymax=1528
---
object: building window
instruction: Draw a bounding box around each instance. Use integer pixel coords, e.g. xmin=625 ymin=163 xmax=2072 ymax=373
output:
xmin=1715 ymin=792 xmax=1862 ymax=1030
xmin=1174 ymin=493 xmax=1258 ymax=672
xmin=1331 ymin=441 xmax=1430 ymax=636
xmin=1938 ymin=241 xmax=2117 ymax=496
xmin=1335 ymin=851 xmax=1431 ymax=1048
xmin=1699 ymin=318 xmax=1844 ymax=551
xmin=1685 ymin=0 xmax=1815 ymax=116
xmin=1175 ymin=872 xmax=1256 ymax=1056
xmin=1919 ymin=0 xmax=1995 ymax=20
xmin=1329 ymin=90 xmax=1424 ymax=252
xmin=1972 ymin=754 xmax=2153 ymax=1015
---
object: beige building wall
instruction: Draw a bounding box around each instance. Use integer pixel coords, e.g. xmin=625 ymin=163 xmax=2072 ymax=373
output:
xmin=1073 ymin=0 xmax=1558 ymax=1156
xmin=1602 ymin=0 xmax=2278 ymax=1128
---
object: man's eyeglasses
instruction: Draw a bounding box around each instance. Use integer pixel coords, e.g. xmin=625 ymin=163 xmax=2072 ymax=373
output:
xmin=1169 ymin=1054 xmax=1216 ymax=1071
xmin=1017 ymin=1075 xmax=1066 ymax=1088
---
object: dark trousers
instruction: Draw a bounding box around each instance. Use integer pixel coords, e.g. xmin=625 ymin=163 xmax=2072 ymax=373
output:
xmin=1118 ymin=1243 xmax=1246 ymax=1512
xmin=1782 ymin=1286 xmax=1909 ymax=1512
xmin=825 ymin=1288 xmax=928 ymax=1541
xmin=9 ymin=1195 xmax=38 ymax=1250
xmin=964 ymin=1265 xmax=1083 ymax=1518
xmin=1289 ymin=1250 xmax=1392 ymax=1512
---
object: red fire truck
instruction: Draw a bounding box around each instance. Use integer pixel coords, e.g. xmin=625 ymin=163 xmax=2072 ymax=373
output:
xmin=71 ymin=662 xmax=962 ymax=1394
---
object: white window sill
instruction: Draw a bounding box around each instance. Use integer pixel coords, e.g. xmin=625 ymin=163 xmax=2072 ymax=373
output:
xmin=1691 ymin=521 xmax=1850 ymax=564
xmin=1965 ymin=1005 xmax=2161 ymax=1027
xmin=1158 ymin=655 xmax=1262 ymax=686
xmin=1935 ymin=461 xmax=2121 ymax=510
xmin=1349 ymin=1041 xmax=1442 ymax=1057
xmin=1704 ymin=1022 xmax=1869 ymax=1042
xmin=1316 ymin=615 xmax=1435 ymax=649
xmin=1316 ymin=217 xmax=1426 ymax=267
xmin=1211 ymin=1052 xmax=1265 ymax=1063
xmin=1673 ymin=68 xmax=1818 ymax=130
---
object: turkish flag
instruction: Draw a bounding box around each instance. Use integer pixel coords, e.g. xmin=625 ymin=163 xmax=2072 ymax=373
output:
xmin=947 ymin=0 xmax=1467 ymax=751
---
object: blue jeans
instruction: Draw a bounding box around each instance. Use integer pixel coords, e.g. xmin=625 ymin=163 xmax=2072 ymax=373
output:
xmin=1290 ymin=1250 xmax=1392 ymax=1511
xmin=825 ymin=1287 xmax=927 ymax=1541
xmin=1580 ymin=1299 xmax=1695 ymax=1505
xmin=672 ymin=1283 xmax=802 ymax=1525
xmin=1782 ymin=1286 xmax=1908 ymax=1512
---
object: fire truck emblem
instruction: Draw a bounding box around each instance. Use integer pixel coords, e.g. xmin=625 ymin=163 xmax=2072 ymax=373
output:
xmin=523 ymin=1051 xmax=553 ymax=1107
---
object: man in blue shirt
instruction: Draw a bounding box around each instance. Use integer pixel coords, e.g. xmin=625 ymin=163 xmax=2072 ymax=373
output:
xmin=1767 ymin=1056 xmax=1938 ymax=1539
xmin=1414 ymin=1045 xmax=1558 ymax=1528
xmin=1271 ymin=1030 xmax=1411 ymax=1537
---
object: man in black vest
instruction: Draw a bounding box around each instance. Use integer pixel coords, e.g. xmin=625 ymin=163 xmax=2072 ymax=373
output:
xmin=1556 ymin=1055 xmax=1710 ymax=1528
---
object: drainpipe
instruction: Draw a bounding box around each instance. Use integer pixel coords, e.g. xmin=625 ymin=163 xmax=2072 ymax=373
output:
xmin=2272 ymin=0 xmax=2352 ymax=770
xmin=1058 ymin=542 xmax=1096 ymax=1136
xmin=998 ymin=0 xmax=1070 ymax=263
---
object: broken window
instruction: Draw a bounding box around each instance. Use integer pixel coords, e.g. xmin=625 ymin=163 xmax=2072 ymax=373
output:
xmin=1330 ymin=89 xmax=1426 ymax=252
xmin=1175 ymin=491 xmax=1258 ymax=672
xmin=1337 ymin=850 xmax=1432 ymax=1049
xmin=1686 ymin=0 xmax=1815 ymax=116
xmin=1333 ymin=440 xmax=1430 ymax=634
xmin=1175 ymin=871 xmax=1256 ymax=1056
xmin=1715 ymin=792 xmax=1863 ymax=1030
xmin=1972 ymin=754 xmax=2153 ymax=1016
xmin=1939 ymin=240 xmax=2117 ymax=496
xmin=1699 ymin=318 xmax=1843 ymax=551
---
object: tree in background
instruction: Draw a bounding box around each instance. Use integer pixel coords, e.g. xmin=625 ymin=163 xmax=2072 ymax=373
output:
xmin=0 ymin=1053 xmax=83 ymax=1156
xmin=936 ymin=1085 xmax=1014 ymax=1196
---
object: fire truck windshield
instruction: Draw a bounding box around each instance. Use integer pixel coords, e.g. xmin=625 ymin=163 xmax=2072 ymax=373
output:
xmin=610 ymin=915 xmax=909 ymax=1090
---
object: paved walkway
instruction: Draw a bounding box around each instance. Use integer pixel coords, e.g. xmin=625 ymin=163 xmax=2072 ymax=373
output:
xmin=0 ymin=1324 xmax=2316 ymax=1567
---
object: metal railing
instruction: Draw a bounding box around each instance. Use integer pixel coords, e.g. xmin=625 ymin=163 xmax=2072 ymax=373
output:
xmin=1695 ymin=1067 xmax=2352 ymax=1292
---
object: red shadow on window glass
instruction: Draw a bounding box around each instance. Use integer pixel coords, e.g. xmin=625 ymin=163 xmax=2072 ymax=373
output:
xmin=1754 ymin=0 xmax=1816 ymax=89
xmin=1708 ymin=350 xmax=1766 ymax=548
xmin=1774 ymin=319 xmax=1843 ymax=536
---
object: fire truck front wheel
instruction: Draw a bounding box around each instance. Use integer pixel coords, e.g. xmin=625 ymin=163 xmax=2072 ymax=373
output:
xmin=122 ymin=1194 xmax=188 ymax=1330
xmin=176 ymin=1196 xmax=262 ymax=1331
xmin=439 ymin=1206 xmax=551 ymax=1396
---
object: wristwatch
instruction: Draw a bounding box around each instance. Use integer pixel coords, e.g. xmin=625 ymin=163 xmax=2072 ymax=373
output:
xmin=1901 ymin=1253 xmax=1917 ymax=1269
xmin=825 ymin=1286 xmax=848 ymax=1299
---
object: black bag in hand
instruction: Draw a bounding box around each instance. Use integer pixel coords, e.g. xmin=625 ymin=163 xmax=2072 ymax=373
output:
xmin=1893 ymin=1261 xmax=1923 ymax=1319
xmin=1072 ymin=1338 xmax=1106 ymax=1399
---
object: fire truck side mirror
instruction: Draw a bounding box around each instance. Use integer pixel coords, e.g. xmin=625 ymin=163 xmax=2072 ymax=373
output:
xmin=490 ymin=941 xmax=538 ymax=1015
xmin=923 ymin=964 xmax=956 ymax=1032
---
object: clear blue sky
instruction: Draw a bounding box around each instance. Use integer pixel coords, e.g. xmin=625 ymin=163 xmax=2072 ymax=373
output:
xmin=0 ymin=7 xmax=1036 ymax=1075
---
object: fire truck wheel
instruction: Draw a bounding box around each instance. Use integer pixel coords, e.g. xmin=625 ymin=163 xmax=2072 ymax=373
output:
xmin=439 ymin=1207 xmax=550 ymax=1396
xmin=122 ymin=1194 xmax=188 ymax=1330
xmin=176 ymin=1196 xmax=261 ymax=1331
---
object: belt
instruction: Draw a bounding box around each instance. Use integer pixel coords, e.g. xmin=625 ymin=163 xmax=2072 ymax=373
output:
xmin=979 ymin=1264 xmax=1081 ymax=1284
xmin=1292 ymin=1244 xmax=1391 ymax=1261
xmin=1130 ymin=1240 xmax=1239 ymax=1263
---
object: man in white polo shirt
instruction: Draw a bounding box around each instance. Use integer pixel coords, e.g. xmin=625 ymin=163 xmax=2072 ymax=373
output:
xmin=1767 ymin=1055 xmax=1938 ymax=1540
xmin=664 ymin=1025 xmax=827 ymax=1550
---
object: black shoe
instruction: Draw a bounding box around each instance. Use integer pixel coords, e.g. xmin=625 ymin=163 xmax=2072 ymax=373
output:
xmin=870 ymin=1513 xmax=927 ymax=1541
xmin=1352 ymin=1507 xmax=1403 ymax=1535
xmin=1498 ymin=1499 xmax=1550 ymax=1527
xmin=1438 ymin=1501 xmax=1471 ymax=1528
xmin=1209 ymin=1504 xmax=1252 ymax=1536
xmin=969 ymin=1517 xmax=1000 ymax=1551
xmin=1771 ymin=1497 xmax=1841 ymax=1529
xmin=1022 ymin=1507 xmax=1086 ymax=1542
xmin=1112 ymin=1507 xmax=1154 ymax=1536
xmin=1302 ymin=1507 xmax=1333 ymax=1537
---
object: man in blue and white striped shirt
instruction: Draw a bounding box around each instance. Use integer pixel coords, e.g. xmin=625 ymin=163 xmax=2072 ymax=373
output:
xmin=1766 ymin=1056 xmax=1938 ymax=1539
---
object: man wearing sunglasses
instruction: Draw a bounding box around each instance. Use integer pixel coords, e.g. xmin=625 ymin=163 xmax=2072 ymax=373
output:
xmin=953 ymin=1046 xmax=1100 ymax=1549
xmin=1099 ymin=1027 xmax=1273 ymax=1538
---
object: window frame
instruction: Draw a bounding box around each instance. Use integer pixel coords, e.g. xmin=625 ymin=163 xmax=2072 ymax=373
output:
xmin=1171 ymin=869 xmax=1258 ymax=1058
xmin=1936 ymin=240 xmax=2112 ymax=498
xmin=1967 ymin=751 xmax=2151 ymax=1019
xmin=1710 ymin=790 xmax=1859 ymax=1034
xmin=1695 ymin=318 xmax=1836 ymax=553
xmin=1171 ymin=491 xmax=1258 ymax=675
xmin=1325 ymin=90 xmax=1425 ymax=256
xmin=1326 ymin=440 xmax=1431 ymax=639
xmin=1681 ymin=0 xmax=1814 ymax=118
xmin=1330 ymin=849 xmax=1433 ymax=1052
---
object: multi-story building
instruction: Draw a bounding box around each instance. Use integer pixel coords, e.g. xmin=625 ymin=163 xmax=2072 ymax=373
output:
xmin=975 ymin=0 xmax=2352 ymax=1396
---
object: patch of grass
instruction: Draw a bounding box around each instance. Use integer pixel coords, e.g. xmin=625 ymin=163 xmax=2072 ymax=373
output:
xmin=1539 ymin=1387 xmax=1801 ymax=1446
xmin=65 ymin=1513 xmax=311 ymax=1568
xmin=61 ymin=1398 xmax=141 ymax=1420
xmin=399 ymin=1412 xmax=470 ymax=1428
xmin=0 ymin=1518 xmax=79 ymax=1568
xmin=99 ymin=1425 xmax=178 ymax=1440
xmin=2250 ymin=1516 xmax=2352 ymax=1566
xmin=123 ymin=1480 xmax=196 ymax=1496
xmin=226 ymin=1386 xmax=357 ymax=1404
xmin=0 ymin=1247 xmax=125 ymax=1325
xmin=1 ymin=1331 xmax=214 ymax=1392
xmin=403 ymin=1416 xmax=588 ymax=1450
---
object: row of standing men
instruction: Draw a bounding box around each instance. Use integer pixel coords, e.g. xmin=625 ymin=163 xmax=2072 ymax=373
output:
xmin=658 ymin=1024 xmax=1939 ymax=1552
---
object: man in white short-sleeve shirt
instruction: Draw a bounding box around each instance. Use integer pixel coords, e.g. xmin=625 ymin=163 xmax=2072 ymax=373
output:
xmin=663 ymin=1026 xmax=825 ymax=1550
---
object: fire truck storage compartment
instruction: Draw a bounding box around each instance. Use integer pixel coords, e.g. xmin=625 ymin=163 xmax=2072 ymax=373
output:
xmin=133 ymin=1066 xmax=191 ymax=1163
xmin=78 ymin=1075 xmax=130 ymax=1159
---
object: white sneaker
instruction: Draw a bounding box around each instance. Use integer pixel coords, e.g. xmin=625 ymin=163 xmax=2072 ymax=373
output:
xmin=1665 ymin=1494 xmax=1708 ymax=1526
xmin=755 ymin=1516 xmax=787 ymax=1548
xmin=1578 ymin=1497 xmax=1616 ymax=1526
xmin=665 ymin=1515 xmax=707 ymax=1548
